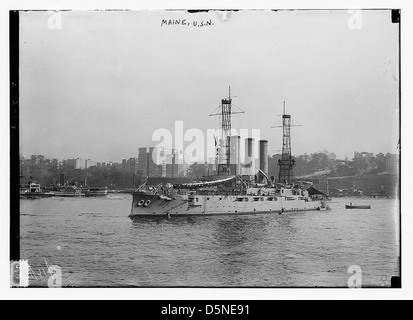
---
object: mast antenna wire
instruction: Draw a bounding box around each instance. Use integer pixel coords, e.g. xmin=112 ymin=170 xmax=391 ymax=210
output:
xmin=271 ymin=102 xmax=303 ymax=128
xmin=208 ymin=86 xmax=245 ymax=176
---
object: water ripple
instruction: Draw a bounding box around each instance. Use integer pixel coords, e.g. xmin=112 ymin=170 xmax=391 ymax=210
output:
xmin=20 ymin=196 xmax=400 ymax=287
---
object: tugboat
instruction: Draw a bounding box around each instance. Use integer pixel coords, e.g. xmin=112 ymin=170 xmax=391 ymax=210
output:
xmin=130 ymin=93 xmax=330 ymax=218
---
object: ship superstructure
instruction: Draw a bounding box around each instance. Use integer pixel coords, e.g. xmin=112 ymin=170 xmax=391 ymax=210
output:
xmin=130 ymin=91 xmax=329 ymax=218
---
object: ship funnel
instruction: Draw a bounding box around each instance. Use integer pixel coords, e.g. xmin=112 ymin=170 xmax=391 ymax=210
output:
xmin=242 ymin=138 xmax=255 ymax=176
xmin=259 ymin=140 xmax=269 ymax=183
xmin=229 ymin=135 xmax=241 ymax=175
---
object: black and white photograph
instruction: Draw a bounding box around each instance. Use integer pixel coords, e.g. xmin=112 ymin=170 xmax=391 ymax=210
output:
xmin=3 ymin=0 xmax=411 ymax=301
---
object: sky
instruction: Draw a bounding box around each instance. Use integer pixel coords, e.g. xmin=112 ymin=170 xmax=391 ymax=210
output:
xmin=19 ymin=10 xmax=400 ymax=162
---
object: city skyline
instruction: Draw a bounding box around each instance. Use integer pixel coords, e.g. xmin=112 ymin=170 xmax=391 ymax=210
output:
xmin=19 ymin=10 xmax=399 ymax=163
xmin=21 ymin=147 xmax=399 ymax=166
xmin=20 ymin=148 xmax=399 ymax=186
xmin=19 ymin=138 xmax=401 ymax=165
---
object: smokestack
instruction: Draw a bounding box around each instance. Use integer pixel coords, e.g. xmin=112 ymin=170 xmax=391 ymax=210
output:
xmin=230 ymin=136 xmax=241 ymax=175
xmin=259 ymin=140 xmax=269 ymax=183
xmin=242 ymin=138 xmax=255 ymax=176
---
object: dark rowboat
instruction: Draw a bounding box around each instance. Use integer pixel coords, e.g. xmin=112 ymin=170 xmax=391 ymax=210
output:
xmin=345 ymin=204 xmax=371 ymax=209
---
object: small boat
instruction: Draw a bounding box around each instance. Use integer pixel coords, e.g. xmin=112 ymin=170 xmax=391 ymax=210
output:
xmin=345 ymin=204 xmax=371 ymax=209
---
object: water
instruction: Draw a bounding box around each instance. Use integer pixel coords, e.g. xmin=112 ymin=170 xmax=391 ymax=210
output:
xmin=20 ymin=195 xmax=400 ymax=287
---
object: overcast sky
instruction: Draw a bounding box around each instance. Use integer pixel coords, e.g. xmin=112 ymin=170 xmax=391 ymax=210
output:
xmin=19 ymin=10 xmax=399 ymax=162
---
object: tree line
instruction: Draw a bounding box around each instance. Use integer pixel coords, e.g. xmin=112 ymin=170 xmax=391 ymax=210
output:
xmin=20 ymin=150 xmax=389 ymax=189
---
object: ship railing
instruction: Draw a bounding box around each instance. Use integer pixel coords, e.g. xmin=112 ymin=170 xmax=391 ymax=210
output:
xmin=176 ymin=189 xmax=247 ymax=197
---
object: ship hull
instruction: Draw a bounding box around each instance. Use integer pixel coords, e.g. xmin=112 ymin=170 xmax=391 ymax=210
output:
xmin=129 ymin=191 xmax=326 ymax=218
xmin=53 ymin=192 xmax=85 ymax=197
xmin=83 ymin=187 xmax=108 ymax=197
xmin=85 ymin=191 xmax=108 ymax=197
xmin=345 ymin=205 xmax=371 ymax=209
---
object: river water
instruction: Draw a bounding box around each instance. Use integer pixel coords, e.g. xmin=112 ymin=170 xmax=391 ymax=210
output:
xmin=20 ymin=195 xmax=400 ymax=288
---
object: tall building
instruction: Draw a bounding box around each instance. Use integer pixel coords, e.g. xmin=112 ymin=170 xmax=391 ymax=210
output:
xmin=138 ymin=147 xmax=149 ymax=177
xmin=163 ymin=149 xmax=189 ymax=178
xmin=75 ymin=158 xmax=86 ymax=170
xmin=85 ymin=159 xmax=97 ymax=169
xmin=175 ymin=151 xmax=189 ymax=177
xmin=121 ymin=159 xmax=127 ymax=172
xmin=112 ymin=162 xmax=121 ymax=172
xmin=148 ymin=147 xmax=163 ymax=177
xmin=126 ymin=158 xmax=137 ymax=173
xmin=138 ymin=147 xmax=163 ymax=178
xmin=165 ymin=150 xmax=178 ymax=178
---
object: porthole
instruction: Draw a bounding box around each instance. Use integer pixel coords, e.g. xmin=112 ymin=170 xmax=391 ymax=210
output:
xmin=144 ymin=200 xmax=151 ymax=207
xmin=137 ymin=200 xmax=145 ymax=207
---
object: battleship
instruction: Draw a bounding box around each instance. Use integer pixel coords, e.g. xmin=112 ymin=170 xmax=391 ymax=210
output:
xmin=130 ymin=90 xmax=329 ymax=218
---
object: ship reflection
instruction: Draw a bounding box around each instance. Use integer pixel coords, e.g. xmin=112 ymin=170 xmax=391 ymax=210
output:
xmin=210 ymin=214 xmax=299 ymax=286
xmin=209 ymin=215 xmax=270 ymax=286
xmin=129 ymin=213 xmax=300 ymax=287
xmin=130 ymin=215 xmax=209 ymax=226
